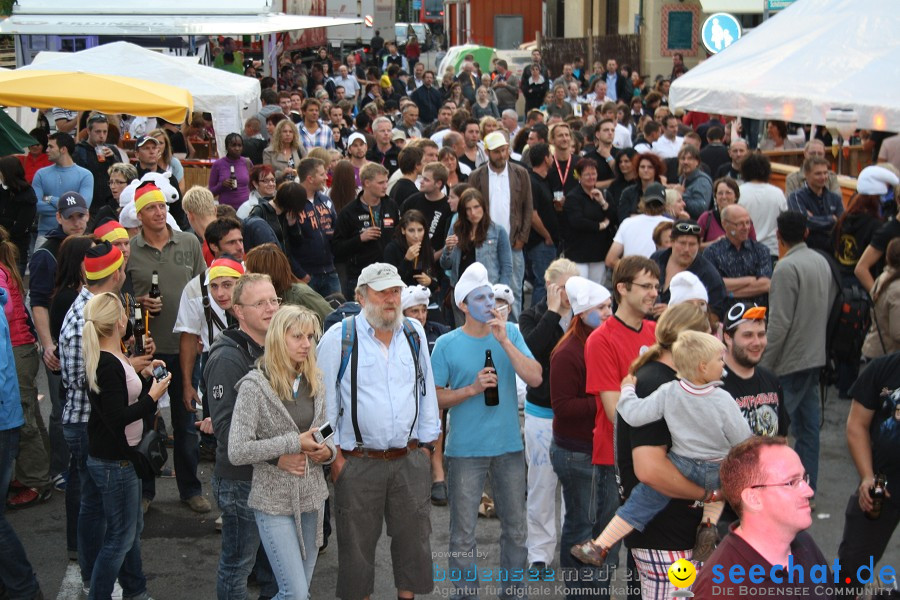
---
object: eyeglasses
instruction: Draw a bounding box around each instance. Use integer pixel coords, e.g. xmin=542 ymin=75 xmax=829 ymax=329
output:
xmin=630 ymin=281 xmax=660 ymax=292
xmin=259 ymin=177 xmax=277 ymax=184
xmin=239 ymin=297 xmax=282 ymax=310
xmin=750 ymin=473 xmax=811 ymax=490
xmin=109 ymin=179 xmax=129 ymax=186
xmin=673 ymin=222 xmax=701 ymax=235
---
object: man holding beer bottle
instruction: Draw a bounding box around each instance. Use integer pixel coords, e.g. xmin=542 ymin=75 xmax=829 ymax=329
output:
xmin=431 ymin=262 xmax=542 ymax=600
xmin=836 ymin=351 xmax=900 ymax=597
xmin=126 ymin=182 xmax=210 ymax=514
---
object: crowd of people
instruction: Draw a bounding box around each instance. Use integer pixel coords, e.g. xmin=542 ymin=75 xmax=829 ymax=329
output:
xmin=0 ymin=39 xmax=898 ymax=600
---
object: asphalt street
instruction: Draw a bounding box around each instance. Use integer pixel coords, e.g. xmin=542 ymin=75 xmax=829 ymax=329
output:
xmin=13 ymin=365 xmax=900 ymax=599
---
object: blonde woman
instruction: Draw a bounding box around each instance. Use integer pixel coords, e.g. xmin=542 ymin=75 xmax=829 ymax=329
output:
xmin=229 ymin=306 xmax=335 ymax=599
xmin=149 ymin=128 xmax=185 ymax=195
xmin=83 ymin=291 xmax=171 ymax=600
xmin=263 ymin=119 xmax=307 ymax=184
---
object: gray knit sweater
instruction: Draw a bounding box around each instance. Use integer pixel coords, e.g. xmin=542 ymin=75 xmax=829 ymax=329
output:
xmin=229 ymin=368 xmax=335 ymax=560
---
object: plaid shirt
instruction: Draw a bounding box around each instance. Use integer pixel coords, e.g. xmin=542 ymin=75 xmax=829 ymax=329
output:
xmin=298 ymin=120 xmax=335 ymax=151
xmin=60 ymin=287 xmax=94 ymax=424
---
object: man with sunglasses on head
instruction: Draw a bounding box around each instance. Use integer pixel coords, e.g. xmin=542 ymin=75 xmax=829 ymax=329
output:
xmin=73 ymin=113 xmax=121 ymax=224
xmin=650 ymin=219 xmax=727 ymax=321
xmin=693 ymin=437 xmax=831 ymax=600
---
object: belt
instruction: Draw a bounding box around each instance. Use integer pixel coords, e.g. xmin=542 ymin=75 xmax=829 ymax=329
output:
xmin=343 ymin=440 xmax=418 ymax=460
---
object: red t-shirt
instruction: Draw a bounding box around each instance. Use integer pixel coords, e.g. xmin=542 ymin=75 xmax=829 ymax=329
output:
xmin=585 ymin=316 xmax=657 ymax=465
xmin=202 ymin=239 xmax=214 ymax=267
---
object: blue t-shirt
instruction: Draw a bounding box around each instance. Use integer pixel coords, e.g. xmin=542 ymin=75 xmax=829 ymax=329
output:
xmin=431 ymin=323 xmax=532 ymax=457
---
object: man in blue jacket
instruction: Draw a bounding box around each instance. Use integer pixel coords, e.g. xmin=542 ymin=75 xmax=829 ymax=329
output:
xmin=0 ymin=288 xmax=44 ymax=598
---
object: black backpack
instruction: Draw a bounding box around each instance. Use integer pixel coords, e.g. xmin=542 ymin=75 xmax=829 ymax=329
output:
xmin=816 ymin=249 xmax=872 ymax=373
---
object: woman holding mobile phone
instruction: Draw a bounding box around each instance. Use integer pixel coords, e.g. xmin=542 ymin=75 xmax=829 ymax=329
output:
xmin=83 ymin=290 xmax=171 ymax=600
xmin=229 ymin=306 xmax=335 ymax=599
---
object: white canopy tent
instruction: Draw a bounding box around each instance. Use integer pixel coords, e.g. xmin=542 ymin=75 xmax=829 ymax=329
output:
xmin=22 ymin=42 xmax=261 ymax=156
xmin=669 ymin=0 xmax=900 ymax=132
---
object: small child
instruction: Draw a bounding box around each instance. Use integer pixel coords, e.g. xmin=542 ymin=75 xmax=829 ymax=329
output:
xmin=571 ymin=330 xmax=752 ymax=566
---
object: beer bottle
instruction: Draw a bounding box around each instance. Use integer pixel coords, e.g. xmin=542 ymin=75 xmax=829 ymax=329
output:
xmin=483 ymin=350 xmax=499 ymax=406
xmin=148 ymin=271 xmax=162 ymax=316
xmin=133 ymin=306 xmax=146 ymax=356
xmin=228 ymin=164 xmax=236 ymax=187
xmin=867 ymin=474 xmax=887 ymax=520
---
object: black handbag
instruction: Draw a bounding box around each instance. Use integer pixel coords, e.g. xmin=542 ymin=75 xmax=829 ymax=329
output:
xmin=130 ymin=416 xmax=168 ymax=481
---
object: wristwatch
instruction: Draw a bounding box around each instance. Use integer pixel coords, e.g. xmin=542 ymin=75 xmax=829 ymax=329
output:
xmin=418 ymin=442 xmax=435 ymax=455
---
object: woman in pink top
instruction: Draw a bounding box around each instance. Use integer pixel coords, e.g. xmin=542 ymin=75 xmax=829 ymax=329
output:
xmin=0 ymin=226 xmax=50 ymax=508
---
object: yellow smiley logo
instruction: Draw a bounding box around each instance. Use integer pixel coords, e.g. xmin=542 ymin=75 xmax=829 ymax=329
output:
xmin=667 ymin=558 xmax=697 ymax=588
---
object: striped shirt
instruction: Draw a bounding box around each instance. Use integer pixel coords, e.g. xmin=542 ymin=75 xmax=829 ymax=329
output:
xmin=60 ymin=287 xmax=94 ymax=424
xmin=298 ymin=120 xmax=335 ymax=151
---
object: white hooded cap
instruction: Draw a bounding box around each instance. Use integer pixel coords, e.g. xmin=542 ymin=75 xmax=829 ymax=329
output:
xmin=491 ymin=284 xmax=515 ymax=306
xmin=564 ymin=276 xmax=611 ymax=316
xmin=856 ymin=165 xmax=899 ymax=195
xmin=454 ymin=262 xmax=491 ymax=307
xmin=401 ymin=285 xmax=431 ymax=311
xmin=668 ymin=271 xmax=708 ymax=307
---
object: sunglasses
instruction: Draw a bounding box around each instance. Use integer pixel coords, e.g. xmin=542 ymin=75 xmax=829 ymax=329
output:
xmin=88 ymin=114 xmax=108 ymax=124
xmin=673 ymin=222 xmax=701 ymax=235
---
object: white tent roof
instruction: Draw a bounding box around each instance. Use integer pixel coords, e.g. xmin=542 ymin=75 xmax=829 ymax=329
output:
xmin=669 ymin=0 xmax=900 ymax=132
xmin=22 ymin=42 xmax=261 ymax=156
xmin=0 ymin=0 xmax=361 ymax=36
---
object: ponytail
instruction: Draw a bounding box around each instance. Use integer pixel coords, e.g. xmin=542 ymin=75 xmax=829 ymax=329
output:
xmin=82 ymin=293 xmax=125 ymax=393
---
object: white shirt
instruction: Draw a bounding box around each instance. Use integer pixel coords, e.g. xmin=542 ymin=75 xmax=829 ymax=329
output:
xmin=333 ymin=74 xmax=361 ymax=99
xmin=653 ymin=135 xmax=684 ymax=159
xmin=173 ymin=274 xmax=229 ymax=350
xmin=430 ymin=129 xmax=451 ymax=146
xmin=613 ymin=214 xmax=672 ymax=258
xmin=614 ymin=123 xmax=633 ymax=149
xmin=488 ymin=163 xmax=512 ymax=235
xmin=738 ymin=182 xmax=788 ymax=257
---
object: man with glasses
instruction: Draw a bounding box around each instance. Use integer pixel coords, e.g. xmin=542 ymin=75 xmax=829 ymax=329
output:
xmin=693 ymin=437 xmax=829 ymax=599
xmin=580 ymin=256 xmax=660 ymax=592
xmin=650 ymin=219 xmax=727 ymax=321
xmin=73 ymin=114 xmax=121 ymax=223
xmin=784 ymin=140 xmax=841 ymax=196
xmin=126 ymin=182 xmax=209 ymax=514
xmin=703 ymin=205 xmax=773 ymax=313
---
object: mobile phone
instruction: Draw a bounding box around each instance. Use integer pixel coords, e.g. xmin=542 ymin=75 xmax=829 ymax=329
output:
xmin=313 ymin=421 xmax=334 ymax=444
xmin=152 ymin=365 xmax=169 ymax=382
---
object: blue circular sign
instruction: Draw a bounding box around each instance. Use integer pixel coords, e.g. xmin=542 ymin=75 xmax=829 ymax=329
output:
xmin=701 ymin=13 xmax=742 ymax=54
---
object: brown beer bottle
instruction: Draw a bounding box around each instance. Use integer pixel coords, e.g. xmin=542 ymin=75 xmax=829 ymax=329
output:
xmin=483 ymin=350 xmax=499 ymax=406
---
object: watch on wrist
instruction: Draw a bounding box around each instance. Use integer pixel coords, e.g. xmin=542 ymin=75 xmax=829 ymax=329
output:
xmin=418 ymin=442 xmax=435 ymax=454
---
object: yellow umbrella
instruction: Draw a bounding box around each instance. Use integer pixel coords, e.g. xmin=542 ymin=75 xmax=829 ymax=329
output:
xmin=0 ymin=69 xmax=193 ymax=124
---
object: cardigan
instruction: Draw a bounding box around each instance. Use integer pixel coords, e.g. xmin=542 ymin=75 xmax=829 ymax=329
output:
xmin=229 ymin=368 xmax=335 ymax=560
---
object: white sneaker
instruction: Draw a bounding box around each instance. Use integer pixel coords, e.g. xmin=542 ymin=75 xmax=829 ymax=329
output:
xmin=82 ymin=580 xmax=123 ymax=599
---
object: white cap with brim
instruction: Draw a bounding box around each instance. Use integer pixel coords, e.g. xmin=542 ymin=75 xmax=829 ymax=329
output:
xmin=348 ymin=132 xmax=367 ymax=147
xmin=357 ymin=262 xmax=405 ymax=291
xmin=484 ymin=131 xmax=509 ymax=151
xmin=565 ymin=276 xmax=611 ymax=316
xmin=454 ymin=262 xmax=491 ymax=307
xmin=401 ymin=285 xmax=431 ymax=311
xmin=857 ymin=165 xmax=899 ymax=195
xmin=668 ymin=271 xmax=708 ymax=307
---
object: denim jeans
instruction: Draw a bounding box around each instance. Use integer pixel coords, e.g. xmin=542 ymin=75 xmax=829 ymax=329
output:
xmin=0 ymin=427 xmax=41 ymax=599
xmin=618 ymin=453 xmax=719 ymax=532
xmin=86 ymin=457 xmax=147 ymax=600
xmin=550 ymin=443 xmax=610 ymax=600
xmin=45 ymin=366 xmax=70 ymax=478
xmin=63 ymin=422 xmax=104 ymax=585
xmin=143 ymin=352 xmax=201 ymax=501
xmin=779 ymin=368 xmax=821 ymax=491
xmin=526 ymin=243 xmax=557 ymax=308
xmin=212 ymin=476 xmax=277 ymax=600
xmin=255 ymin=510 xmax=320 ymax=600
xmin=447 ymin=451 xmax=527 ymax=600
xmin=308 ymin=271 xmax=341 ymax=299
xmin=591 ymin=465 xmax=621 ymax=565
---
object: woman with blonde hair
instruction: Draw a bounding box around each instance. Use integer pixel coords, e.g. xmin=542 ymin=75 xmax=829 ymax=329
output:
xmin=263 ymin=119 xmax=306 ymax=184
xmin=82 ymin=290 xmax=171 ymax=599
xmin=229 ymin=306 xmax=335 ymax=600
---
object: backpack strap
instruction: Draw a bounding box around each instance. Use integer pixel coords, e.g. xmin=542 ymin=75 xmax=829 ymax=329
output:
xmin=200 ymin=275 xmax=228 ymax=345
xmin=336 ymin=315 xmax=423 ymax=448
